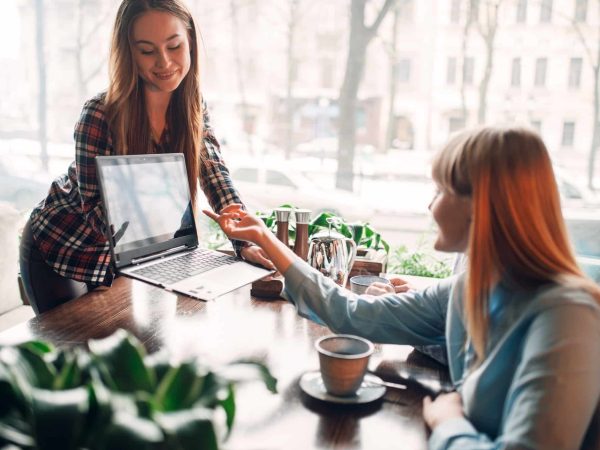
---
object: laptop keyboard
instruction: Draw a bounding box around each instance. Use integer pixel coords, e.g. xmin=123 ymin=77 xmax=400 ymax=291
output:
xmin=131 ymin=249 xmax=238 ymax=285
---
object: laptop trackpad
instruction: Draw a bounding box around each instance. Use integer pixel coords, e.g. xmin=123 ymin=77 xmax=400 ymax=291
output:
xmin=171 ymin=261 xmax=272 ymax=300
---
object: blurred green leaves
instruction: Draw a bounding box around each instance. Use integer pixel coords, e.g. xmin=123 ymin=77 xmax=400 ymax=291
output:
xmin=258 ymin=206 xmax=390 ymax=252
xmin=0 ymin=330 xmax=277 ymax=450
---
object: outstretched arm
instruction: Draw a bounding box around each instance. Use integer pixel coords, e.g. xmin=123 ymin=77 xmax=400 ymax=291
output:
xmin=203 ymin=204 xmax=298 ymax=275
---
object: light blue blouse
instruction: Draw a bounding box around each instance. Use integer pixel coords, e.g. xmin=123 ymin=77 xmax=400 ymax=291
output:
xmin=281 ymin=261 xmax=600 ymax=450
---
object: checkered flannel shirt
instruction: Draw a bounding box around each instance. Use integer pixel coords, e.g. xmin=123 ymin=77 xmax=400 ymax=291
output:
xmin=30 ymin=92 xmax=248 ymax=286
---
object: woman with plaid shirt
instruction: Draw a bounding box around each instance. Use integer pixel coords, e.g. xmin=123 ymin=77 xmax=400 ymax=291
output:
xmin=19 ymin=0 xmax=273 ymax=315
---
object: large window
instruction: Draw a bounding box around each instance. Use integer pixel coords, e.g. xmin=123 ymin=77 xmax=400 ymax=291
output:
xmin=1 ymin=0 xmax=598 ymax=265
xmin=535 ymin=58 xmax=548 ymax=87
xmin=569 ymin=57 xmax=583 ymax=88
xmin=575 ymin=0 xmax=588 ymax=22
xmin=463 ymin=57 xmax=475 ymax=85
xmin=511 ymin=58 xmax=521 ymax=88
xmin=540 ymin=0 xmax=553 ymax=23
xmin=516 ymin=0 xmax=528 ymax=23
xmin=446 ymin=57 xmax=457 ymax=85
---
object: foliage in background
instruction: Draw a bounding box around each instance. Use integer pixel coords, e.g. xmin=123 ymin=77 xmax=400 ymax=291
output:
xmin=0 ymin=329 xmax=276 ymax=450
xmin=257 ymin=206 xmax=390 ymax=252
xmin=387 ymin=243 xmax=453 ymax=279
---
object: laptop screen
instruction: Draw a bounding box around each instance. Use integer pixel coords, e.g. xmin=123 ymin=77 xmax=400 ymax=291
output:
xmin=95 ymin=154 xmax=197 ymax=265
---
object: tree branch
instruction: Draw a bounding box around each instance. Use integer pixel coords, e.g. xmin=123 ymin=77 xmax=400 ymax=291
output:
xmin=367 ymin=0 xmax=396 ymax=39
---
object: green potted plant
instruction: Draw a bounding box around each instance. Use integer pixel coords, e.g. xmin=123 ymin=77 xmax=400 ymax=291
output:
xmin=0 ymin=329 xmax=276 ymax=449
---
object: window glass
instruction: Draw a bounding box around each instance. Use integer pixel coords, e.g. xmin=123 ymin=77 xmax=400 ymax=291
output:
xmin=568 ymin=57 xmax=583 ymax=88
xmin=516 ymin=0 xmax=527 ymax=23
xmin=511 ymin=58 xmax=521 ymax=87
xmin=1 ymin=0 xmax=599 ymax=270
xmin=535 ymin=58 xmax=548 ymax=87
xmin=266 ymin=170 xmax=296 ymax=188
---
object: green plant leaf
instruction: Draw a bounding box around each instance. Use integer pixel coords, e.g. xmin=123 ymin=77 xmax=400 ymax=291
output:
xmin=218 ymin=383 xmax=235 ymax=435
xmin=88 ymin=330 xmax=155 ymax=393
xmin=16 ymin=347 xmax=57 ymax=390
xmin=101 ymin=412 xmax=163 ymax=450
xmin=81 ymin=381 xmax=113 ymax=449
xmin=218 ymin=361 xmax=278 ymax=394
xmin=0 ymin=422 xmax=34 ymax=448
xmin=154 ymin=362 xmax=206 ymax=412
xmin=52 ymin=353 xmax=81 ymax=390
xmin=30 ymin=387 xmax=89 ymax=450
xmin=17 ymin=341 xmax=54 ymax=356
xmin=156 ymin=408 xmax=219 ymax=450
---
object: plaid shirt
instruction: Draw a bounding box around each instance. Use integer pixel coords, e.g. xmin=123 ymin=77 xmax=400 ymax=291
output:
xmin=30 ymin=93 xmax=247 ymax=286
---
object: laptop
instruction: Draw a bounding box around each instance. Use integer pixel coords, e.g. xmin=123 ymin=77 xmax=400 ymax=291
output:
xmin=95 ymin=153 xmax=273 ymax=300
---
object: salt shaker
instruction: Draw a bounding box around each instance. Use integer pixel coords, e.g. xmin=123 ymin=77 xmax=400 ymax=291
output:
xmin=293 ymin=209 xmax=311 ymax=260
xmin=274 ymin=207 xmax=291 ymax=247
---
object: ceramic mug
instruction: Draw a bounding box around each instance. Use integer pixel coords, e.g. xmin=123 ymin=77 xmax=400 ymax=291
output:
xmin=315 ymin=334 xmax=374 ymax=397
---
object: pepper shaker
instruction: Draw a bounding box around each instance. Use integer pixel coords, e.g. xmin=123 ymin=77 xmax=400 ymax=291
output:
xmin=293 ymin=209 xmax=311 ymax=260
xmin=274 ymin=207 xmax=291 ymax=247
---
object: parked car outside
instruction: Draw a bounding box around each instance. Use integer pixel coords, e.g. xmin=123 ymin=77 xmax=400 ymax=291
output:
xmin=228 ymin=159 xmax=375 ymax=223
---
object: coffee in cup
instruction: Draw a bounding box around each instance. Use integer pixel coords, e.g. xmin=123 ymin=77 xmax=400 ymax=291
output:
xmin=315 ymin=334 xmax=374 ymax=397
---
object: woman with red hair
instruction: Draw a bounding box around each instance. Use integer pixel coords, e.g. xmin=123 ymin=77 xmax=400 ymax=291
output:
xmin=206 ymin=126 xmax=600 ymax=449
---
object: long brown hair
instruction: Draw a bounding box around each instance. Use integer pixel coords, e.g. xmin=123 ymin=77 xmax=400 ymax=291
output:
xmin=105 ymin=0 xmax=203 ymax=204
xmin=432 ymin=127 xmax=600 ymax=361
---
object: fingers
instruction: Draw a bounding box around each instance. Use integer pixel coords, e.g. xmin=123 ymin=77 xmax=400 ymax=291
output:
xmin=365 ymin=282 xmax=394 ymax=296
xmin=220 ymin=203 xmax=245 ymax=214
xmin=390 ymin=277 xmax=409 ymax=287
xmin=394 ymin=284 xmax=412 ymax=293
xmin=202 ymin=209 xmax=219 ymax=221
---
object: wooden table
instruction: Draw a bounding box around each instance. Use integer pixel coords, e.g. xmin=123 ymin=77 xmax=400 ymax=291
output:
xmin=0 ymin=276 xmax=449 ymax=450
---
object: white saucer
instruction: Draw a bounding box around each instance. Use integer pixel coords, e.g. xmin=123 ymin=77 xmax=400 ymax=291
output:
xmin=299 ymin=371 xmax=386 ymax=404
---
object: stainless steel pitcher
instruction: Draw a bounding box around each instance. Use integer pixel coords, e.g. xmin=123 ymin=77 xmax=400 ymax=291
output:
xmin=307 ymin=228 xmax=357 ymax=287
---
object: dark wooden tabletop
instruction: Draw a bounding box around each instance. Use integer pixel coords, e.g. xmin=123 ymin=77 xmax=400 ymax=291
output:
xmin=0 ymin=276 xmax=449 ymax=450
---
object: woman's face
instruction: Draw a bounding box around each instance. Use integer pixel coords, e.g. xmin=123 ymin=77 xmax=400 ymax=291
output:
xmin=428 ymin=184 xmax=472 ymax=253
xmin=131 ymin=10 xmax=191 ymax=94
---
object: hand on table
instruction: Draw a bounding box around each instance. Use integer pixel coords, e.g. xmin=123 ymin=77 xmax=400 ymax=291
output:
xmin=423 ymin=391 xmax=464 ymax=430
xmin=365 ymin=277 xmax=414 ymax=296
xmin=240 ymin=244 xmax=275 ymax=270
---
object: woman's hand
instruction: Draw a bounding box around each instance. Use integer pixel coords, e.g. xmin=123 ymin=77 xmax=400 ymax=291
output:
xmin=365 ymin=277 xmax=414 ymax=296
xmin=203 ymin=204 xmax=267 ymax=245
xmin=240 ymin=245 xmax=275 ymax=270
xmin=422 ymin=392 xmax=464 ymax=430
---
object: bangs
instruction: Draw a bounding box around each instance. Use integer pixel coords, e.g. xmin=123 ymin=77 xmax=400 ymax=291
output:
xmin=431 ymin=129 xmax=473 ymax=196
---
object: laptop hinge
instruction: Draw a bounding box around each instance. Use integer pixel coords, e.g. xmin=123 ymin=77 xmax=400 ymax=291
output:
xmin=131 ymin=244 xmax=194 ymax=265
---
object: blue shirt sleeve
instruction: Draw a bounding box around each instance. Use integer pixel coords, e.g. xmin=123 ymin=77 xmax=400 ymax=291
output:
xmin=282 ymin=260 xmax=453 ymax=345
xmin=430 ymin=293 xmax=600 ymax=450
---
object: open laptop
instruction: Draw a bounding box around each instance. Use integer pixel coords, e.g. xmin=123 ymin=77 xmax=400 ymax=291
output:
xmin=95 ymin=153 xmax=273 ymax=300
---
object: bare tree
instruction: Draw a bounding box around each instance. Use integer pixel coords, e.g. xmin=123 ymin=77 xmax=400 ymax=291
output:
xmin=476 ymin=0 xmax=502 ymax=124
xmin=35 ymin=0 xmax=48 ymax=172
xmin=459 ymin=0 xmax=478 ymax=123
xmin=572 ymin=4 xmax=600 ymax=191
xmin=383 ymin=4 xmax=400 ymax=152
xmin=230 ymin=0 xmax=253 ymax=154
xmin=74 ymin=0 xmax=112 ymax=102
xmin=284 ymin=0 xmax=299 ymax=159
xmin=337 ymin=0 xmax=396 ymax=191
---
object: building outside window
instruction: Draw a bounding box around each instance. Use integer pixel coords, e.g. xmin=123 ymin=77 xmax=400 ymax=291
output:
xmin=568 ymin=57 xmax=583 ymax=89
xmin=535 ymin=57 xmax=548 ymax=87
xmin=511 ymin=57 xmax=521 ymax=87
xmin=561 ymin=121 xmax=575 ymax=147
xmin=450 ymin=0 xmax=461 ymax=24
xmin=447 ymin=57 xmax=457 ymax=84
xmin=516 ymin=0 xmax=527 ymax=23
xmin=396 ymin=58 xmax=412 ymax=84
xmin=449 ymin=117 xmax=466 ymax=133
xmin=540 ymin=0 xmax=553 ymax=23
xmin=463 ymin=57 xmax=475 ymax=85
xmin=575 ymin=0 xmax=588 ymax=22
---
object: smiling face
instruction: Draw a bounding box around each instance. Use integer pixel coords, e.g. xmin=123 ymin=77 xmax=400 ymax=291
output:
xmin=428 ymin=185 xmax=472 ymax=253
xmin=131 ymin=10 xmax=191 ymax=94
